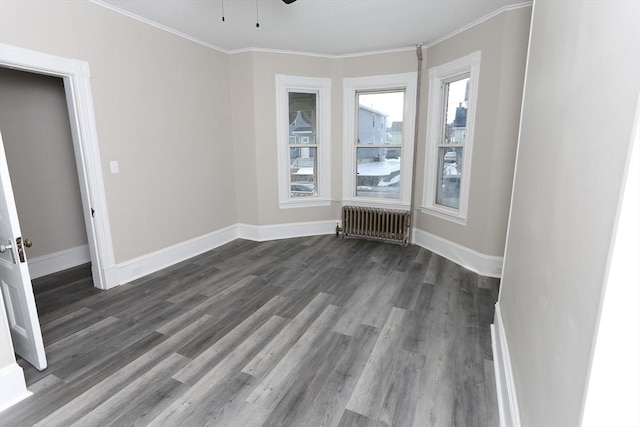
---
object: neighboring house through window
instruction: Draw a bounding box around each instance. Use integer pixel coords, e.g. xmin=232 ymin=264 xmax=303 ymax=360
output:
xmin=422 ymin=51 xmax=480 ymax=224
xmin=342 ymin=72 xmax=417 ymax=209
xmin=276 ymin=75 xmax=331 ymax=208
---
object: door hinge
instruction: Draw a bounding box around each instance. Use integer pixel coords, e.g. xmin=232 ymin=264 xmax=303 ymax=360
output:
xmin=91 ymin=208 xmax=95 ymax=218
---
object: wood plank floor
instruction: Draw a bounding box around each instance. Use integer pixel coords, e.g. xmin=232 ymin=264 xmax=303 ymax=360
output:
xmin=1 ymin=235 xmax=500 ymax=426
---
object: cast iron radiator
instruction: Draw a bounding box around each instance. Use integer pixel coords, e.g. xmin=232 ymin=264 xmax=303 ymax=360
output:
xmin=337 ymin=206 xmax=410 ymax=245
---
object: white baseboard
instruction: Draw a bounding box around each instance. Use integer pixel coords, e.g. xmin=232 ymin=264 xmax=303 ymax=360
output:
xmin=27 ymin=244 xmax=91 ymax=279
xmin=411 ymin=228 xmax=503 ymax=278
xmin=111 ymin=221 xmax=338 ymax=289
xmin=114 ymin=225 xmax=238 ymax=288
xmin=492 ymin=303 xmax=521 ymax=427
xmin=237 ymin=220 xmax=338 ymax=241
xmin=0 ymin=363 xmax=31 ymax=412
xmin=111 ymin=221 xmax=494 ymax=289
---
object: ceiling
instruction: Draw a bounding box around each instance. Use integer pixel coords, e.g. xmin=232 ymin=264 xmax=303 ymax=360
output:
xmin=92 ymin=0 xmax=528 ymax=57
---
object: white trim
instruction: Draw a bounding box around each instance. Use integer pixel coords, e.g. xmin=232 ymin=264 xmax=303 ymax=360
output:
xmin=114 ymin=225 xmax=238 ymax=288
xmin=231 ymin=4 xmax=532 ymax=58
xmin=232 ymin=45 xmax=418 ymax=59
xmin=66 ymin=72 xmax=117 ymax=290
xmin=90 ymin=0 xmax=416 ymax=59
xmin=275 ymin=75 xmax=332 ymax=209
xmin=422 ymin=51 xmax=481 ymax=224
xmin=88 ymin=0 xmax=227 ymax=53
xmin=491 ymin=325 xmax=509 ymax=427
xmin=27 ymin=245 xmax=90 ymax=279
xmin=419 ymin=205 xmax=467 ymax=226
xmin=90 ymin=0 xmax=530 ymax=58
xmin=105 ymin=221 xmax=499 ymax=293
xmin=492 ymin=304 xmax=522 ymax=427
xmin=342 ymin=200 xmax=410 ymax=211
xmin=0 ymin=43 xmax=117 ymax=291
xmin=342 ymin=72 xmax=417 ymax=208
xmin=411 ymin=227 xmax=502 ymax=278
xmin=278 ymin=199 xmax=332 ymax=209
xmin=0 ymin=363 xmax=31 ymax=412
xmin=111 ymin=220 xmax=339 ymax=288
xmin=424 ymin=2 xmax=533 ymax=50
xmin=237 ymin=220 xmax=337 ymax=242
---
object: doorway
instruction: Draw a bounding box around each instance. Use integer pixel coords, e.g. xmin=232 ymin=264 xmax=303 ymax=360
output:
xmin=0 ymin=68 xmax=89 ymax=279
xmin=0 ymin=42 xmax=116 ymax=291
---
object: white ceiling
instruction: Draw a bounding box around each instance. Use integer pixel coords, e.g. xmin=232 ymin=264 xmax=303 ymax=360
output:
xmin=92 ymin=0 xmax=528 ymax=56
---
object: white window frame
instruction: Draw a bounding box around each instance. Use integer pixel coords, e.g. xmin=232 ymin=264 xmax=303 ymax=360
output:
xmin=342 ymin=72 xmax=417 ymax=210
xmin=422 ymin=51 xmax=481 ymax=224
xmin=276 ymin=74 xmax=331 ymax=209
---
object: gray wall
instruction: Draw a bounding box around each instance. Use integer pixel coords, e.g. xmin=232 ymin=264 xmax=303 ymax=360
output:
xmin=231 ymin=7 xmax=530 ymax=250
xmin=498 ymin=1 xmax=640 ymax=425
xmin=0 ymin=0 xmax=237 ymax=263
xmin=230 ymin=52 xmax=259 ymax=225
xmin=414 ymin=6 xmax=532 ymax=257
xmin=0 ymin=1 xmax=529 ymax=263
xmin=237 ymin=51 xmax=339 ymax=225
xmin=0 ymin=0 xmax=535 ymax=403
xmin=0 ymin=67 xmax=87 ymax=260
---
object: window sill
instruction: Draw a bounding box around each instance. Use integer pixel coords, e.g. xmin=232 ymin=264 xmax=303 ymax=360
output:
xmin=342 ymin=198 xmax=410 ymax=211
xmin=420 ymin=205 xmax=467 ymax=225
xmin=279 ymin=198 xmax=332 ymax=209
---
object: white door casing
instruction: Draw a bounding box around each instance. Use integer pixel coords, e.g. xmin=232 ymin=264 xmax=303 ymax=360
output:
xmin=0 ymin=43 xmax=117 ymax=290
xmin=0 ymin=131 xmax=47 ymax=371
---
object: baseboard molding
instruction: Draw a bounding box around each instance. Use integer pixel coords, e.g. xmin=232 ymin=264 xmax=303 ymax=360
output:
xmin=411 ymin=228 xmax=503 ymax=277
xmin=111 ymin=221 xmax=493 ymax=289
xmin=492 ymin=303 xmax=521 ymax=427
xmin=114 ymin=225 xmax=238 ymax=288
xmin=27 ymin=244 xmax=91 ymax=279
xmin=237 ymin=220 xmax=338 ymax=241
xmin=111 ymin=221 xmax=339 ymax=289
xmin=0 ymin=363 xmax=32 ymax=412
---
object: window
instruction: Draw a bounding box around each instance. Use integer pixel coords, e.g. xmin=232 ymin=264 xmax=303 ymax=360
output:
xmin=422 ymin=51 xmax=480 ymax=223
xmin=276 ymin=75 xmax=331 ymax=208
xmin=343 ymin=73 xmax=417 ymax=208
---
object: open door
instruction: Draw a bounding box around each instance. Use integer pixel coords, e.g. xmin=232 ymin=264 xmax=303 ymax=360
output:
xmin=0 ymin=130 xmax=47 ymax=371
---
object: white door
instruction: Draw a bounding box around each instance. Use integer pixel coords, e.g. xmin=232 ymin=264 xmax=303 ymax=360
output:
xmin=0 ymin=130 xmax=47 ymax=371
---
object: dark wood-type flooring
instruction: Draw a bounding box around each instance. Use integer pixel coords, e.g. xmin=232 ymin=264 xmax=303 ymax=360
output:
xmin=1 ymin=235 xmax=500 ymax=426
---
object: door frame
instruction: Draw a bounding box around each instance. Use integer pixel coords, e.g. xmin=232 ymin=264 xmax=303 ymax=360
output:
xmin=0 ymin=43 xmax=116 ymax=290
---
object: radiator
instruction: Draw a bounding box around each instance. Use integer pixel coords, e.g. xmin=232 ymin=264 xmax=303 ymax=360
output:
xmin=338 ymin=206 xmax=410 ymax=245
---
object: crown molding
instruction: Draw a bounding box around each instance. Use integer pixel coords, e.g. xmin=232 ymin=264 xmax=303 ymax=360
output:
xmin=88 ymin=0 xmax=230 ymax=54
xmin=228 ymin=45 xmax=417 ymax=59
xmin=89 ymin=0 xmax=532 ymax=58
xmin=424 ymin=2 xmax=533 ymax=49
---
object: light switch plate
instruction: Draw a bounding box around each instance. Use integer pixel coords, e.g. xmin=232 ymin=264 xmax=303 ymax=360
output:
xmin=110 ymin=160 xmax=120 ymax=174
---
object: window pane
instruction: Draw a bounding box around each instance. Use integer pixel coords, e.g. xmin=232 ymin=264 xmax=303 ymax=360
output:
xmin=356 ymin=147 xmax=401 ymax=199
xmin=354 ymin=91 xmax=404 ymax=200
xmin=289 ymin=92 xmax=316 ymax=145
xmin=436 ymin=147 xmax=463 ymax=209
xmin=290 ymin=147 xmax=317 ymax=197
xmin=443 ymin=77 xmax=469 ymax=144
xmin=357 ymin=91 xmax=404 ymax=145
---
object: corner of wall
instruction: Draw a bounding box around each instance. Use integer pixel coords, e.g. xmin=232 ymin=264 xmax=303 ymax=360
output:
xmin=412 ymin=227 xmax=503 ymax=277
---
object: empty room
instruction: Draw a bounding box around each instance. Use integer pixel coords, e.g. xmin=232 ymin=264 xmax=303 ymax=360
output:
xmin=0 ymin=1 xmax=638 ymax=426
